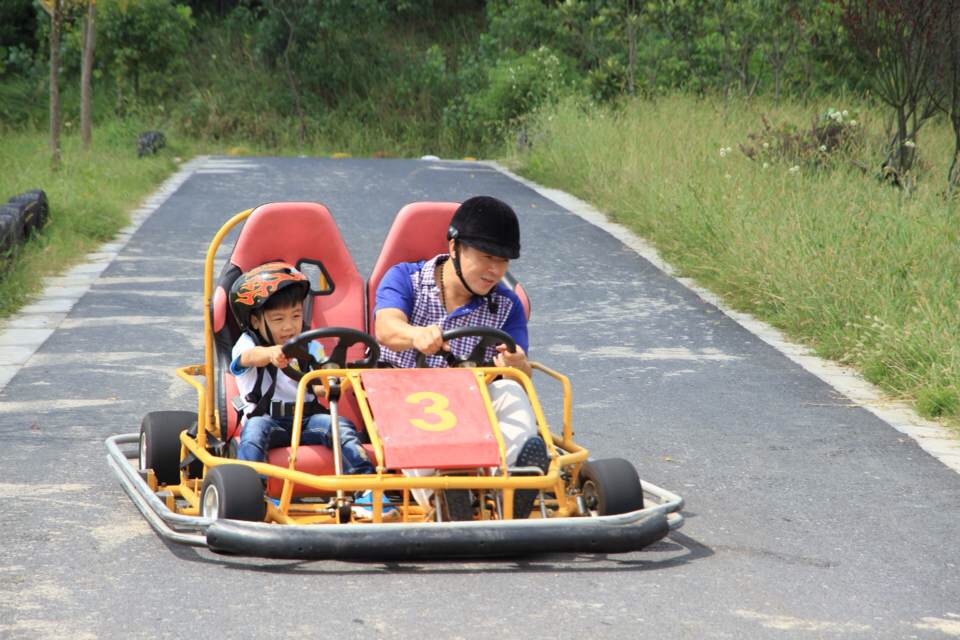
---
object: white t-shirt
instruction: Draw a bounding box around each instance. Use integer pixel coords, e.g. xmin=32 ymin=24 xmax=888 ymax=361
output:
xmin=230 ymin=332 xmax=324 ymax=418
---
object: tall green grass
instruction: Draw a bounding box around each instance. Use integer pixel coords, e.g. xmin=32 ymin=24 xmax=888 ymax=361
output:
xmin=0 ymin=120 xmax=187 ymax=317
xmin=510 ymin=95 xmax=960 ymax=424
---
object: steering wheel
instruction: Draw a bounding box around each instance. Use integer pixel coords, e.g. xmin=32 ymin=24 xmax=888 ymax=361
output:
xmin=281 ymin=327 xmax=381 ymax=382
xmin=414 ymin=325 xmax=517 ymax=368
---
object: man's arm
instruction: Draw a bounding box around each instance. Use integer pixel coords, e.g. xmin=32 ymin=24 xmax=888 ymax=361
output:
xmin=375 ymin=308 xmax=448 ymax=355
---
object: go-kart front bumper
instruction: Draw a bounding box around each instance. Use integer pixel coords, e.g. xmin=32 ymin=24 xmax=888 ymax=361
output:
xmin=106 ymin=433 xmax=684 ymax=560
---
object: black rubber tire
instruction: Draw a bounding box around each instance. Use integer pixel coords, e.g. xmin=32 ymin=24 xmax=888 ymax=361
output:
xmin=201 ymin=465 xmax=266 ymax=522
xmin=8 ymin=190 xmax=48 ymax=236
xmin=139 ymin=411 xmax=198 ymax=485
xmin=0 ymin=205 xmax=24 ymax=254
xmin=578 ymin=458 xmax=645 ymax=516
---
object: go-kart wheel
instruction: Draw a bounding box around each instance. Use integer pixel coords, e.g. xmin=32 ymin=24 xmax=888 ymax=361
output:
xmin=139 ymin=411 xmax=197 ymax=485
xmin=201 ymin=465 xmax=266 ymax=522
xmin=578 ymin=458 xmax=645 ymax=516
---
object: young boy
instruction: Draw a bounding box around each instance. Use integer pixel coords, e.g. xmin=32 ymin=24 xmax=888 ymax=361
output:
xmin=228 ymin=262 xmax=379 ymax=493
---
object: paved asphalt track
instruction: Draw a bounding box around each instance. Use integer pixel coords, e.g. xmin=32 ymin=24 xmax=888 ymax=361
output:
xmin=1 ymin=156 xmax=958 ymax=639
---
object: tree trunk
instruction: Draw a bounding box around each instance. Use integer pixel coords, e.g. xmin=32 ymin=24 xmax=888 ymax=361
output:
xmin=80 ymin=0 xmax=96 ymax=150
xmin=626 ymin=14 xmax=637 ymax=96
xmin=274 ymin=2 xmax=306 ymax=147
xmin=949 ymin=114 xmax=960 ymax=196
xmin=49 ymin=0 xmax=62 ymax=171
xmin=774 ymin=65 xmax=782 ymax=104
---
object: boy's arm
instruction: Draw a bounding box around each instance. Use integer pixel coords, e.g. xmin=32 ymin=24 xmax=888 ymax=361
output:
xmin=239 ymin=345 xmax=289 ymax=370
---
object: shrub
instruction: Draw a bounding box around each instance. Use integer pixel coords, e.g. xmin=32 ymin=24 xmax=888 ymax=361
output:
xmin=443 ymin=46 xmax=574 ymax=150
xmin=739 ymin=107 xmax=865 ymax=170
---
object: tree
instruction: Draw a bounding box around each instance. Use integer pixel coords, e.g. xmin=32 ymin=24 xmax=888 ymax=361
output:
xmin=264 ymin=0 xmax=306 ymax=147
xmin=843 ymin=0 xmax=945 ymax=187
xmin=80 ymin=0 xmax=95 ymax=150
xmin=928 ymin=0 xmax=960 ymax=195
xmin=40 ymin=0 xmax=63 ymax=170
xmin=757 ymin=0 xmax=809 ymax=103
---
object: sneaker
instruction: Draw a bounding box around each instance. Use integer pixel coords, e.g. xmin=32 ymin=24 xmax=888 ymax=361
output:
xmin=512 ymin=436 xmax=550 ymax=520
xmin=442 ymin=489 xmax=474 ymax=521
xmin=352 ymin=490 xmax=399 ymax=521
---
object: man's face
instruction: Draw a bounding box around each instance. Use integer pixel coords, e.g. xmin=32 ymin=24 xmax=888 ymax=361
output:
xmin=251 ymin=301 xmax=304 ymax=345
xmin=452 ymin=242 xmax=510 ymax=295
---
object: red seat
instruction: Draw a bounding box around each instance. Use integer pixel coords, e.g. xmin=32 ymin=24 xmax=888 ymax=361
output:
xmin=211 ymin=202 xmax=367 ymax=442
xmin=366 ymin=201 xmax=531 ymax=335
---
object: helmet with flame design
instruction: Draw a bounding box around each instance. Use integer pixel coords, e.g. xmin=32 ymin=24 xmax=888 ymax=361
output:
xmin=229 ymin=261 xmax=310 ymax=331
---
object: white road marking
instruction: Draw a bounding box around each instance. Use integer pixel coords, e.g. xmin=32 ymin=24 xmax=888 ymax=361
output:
xmin=0 ymin=398 xmax=118 ymax=413
xmin=733 ymin=609 xmax=872 ymax=633
xmin=915 ymin=618 xmax=960 ymax=636
xmin=0 ymin=483 xmax=90 ymax=497
xmin=489 ymin=161 xmax=960 ymax=475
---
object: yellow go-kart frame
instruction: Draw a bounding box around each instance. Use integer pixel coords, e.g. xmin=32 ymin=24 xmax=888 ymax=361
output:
xmin=106 ymin=206 xmax=684 ymax=560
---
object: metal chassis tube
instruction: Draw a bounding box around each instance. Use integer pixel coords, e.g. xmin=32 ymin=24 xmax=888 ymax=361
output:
xmin=107 ymin=432 xmax=683 ymax=559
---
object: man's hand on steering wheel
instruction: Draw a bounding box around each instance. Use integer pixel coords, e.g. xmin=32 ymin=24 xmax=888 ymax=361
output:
xmin=414 ymin=326 xmax=518 ymax=369
xmin=493 ymin=343 xmax=528 ymax=369
xmin=412 ymin=325 xmax=449 ymax=356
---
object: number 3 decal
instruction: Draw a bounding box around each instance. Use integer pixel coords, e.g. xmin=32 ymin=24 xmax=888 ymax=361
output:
xmin=405 ymin=391 xmax=458 ymax=432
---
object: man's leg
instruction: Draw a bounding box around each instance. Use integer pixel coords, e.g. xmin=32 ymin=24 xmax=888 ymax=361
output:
xmin=488 ymin=379 xmax=539 ymax=464
xmin=488 ymin=379 xmax=550 ymax=518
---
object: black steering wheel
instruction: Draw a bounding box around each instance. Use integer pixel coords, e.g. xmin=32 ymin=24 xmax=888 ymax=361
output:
xmin=414 ymin=325 xmax=517 ymax=368
xmin=281 ymin=327 xmax=381 ymax=381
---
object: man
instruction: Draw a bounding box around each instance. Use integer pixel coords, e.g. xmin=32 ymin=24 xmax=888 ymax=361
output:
xmin=374 ymin=195 xmax=550 ymax=520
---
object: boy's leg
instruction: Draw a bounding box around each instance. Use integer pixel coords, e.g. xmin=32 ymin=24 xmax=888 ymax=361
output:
xmin=236 ymin=415 xmax=280 ymax=463
xmin=300 ymin=413 xmax=375 ymax=474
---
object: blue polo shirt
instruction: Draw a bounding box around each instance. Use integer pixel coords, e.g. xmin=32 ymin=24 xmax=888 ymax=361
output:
xmin=375 ymin=256 xmax=529 ymax=367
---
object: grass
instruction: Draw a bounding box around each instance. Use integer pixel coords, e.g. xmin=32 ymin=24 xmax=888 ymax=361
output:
xmin=508 ymin=94 xmax=960 ymax=425
xmin=0 ymin=119 xmax=190 ymax=317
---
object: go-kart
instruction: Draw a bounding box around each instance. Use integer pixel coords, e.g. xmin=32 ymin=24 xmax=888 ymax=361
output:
xmin=105 ymin=201 xmax=684 ymax=560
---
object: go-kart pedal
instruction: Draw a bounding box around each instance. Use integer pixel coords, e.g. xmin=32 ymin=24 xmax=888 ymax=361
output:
xmin=442 ymin=489 xmax=475 ymax=521
xmin=352 ymin=490 xmax=399 ymax=521
xmin=512 ymin=435 xmax=550 ymax=519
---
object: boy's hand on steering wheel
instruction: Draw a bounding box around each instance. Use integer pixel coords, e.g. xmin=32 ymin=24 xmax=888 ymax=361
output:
xmin=267 ymin=345 xmax=290 ymax=369
xmin=413 ymin=325 xmax=449 ymax=355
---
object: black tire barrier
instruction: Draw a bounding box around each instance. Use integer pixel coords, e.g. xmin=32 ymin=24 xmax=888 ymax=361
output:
xmin=0 ymin=204 xmax=25 ymax=257
xmin=7 ymin=189 xmax=49 ymax=237
xmin=137 ymin=131 xmax=166 ymax=157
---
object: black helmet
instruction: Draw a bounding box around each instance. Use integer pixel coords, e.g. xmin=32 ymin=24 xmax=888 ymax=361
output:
xmin=447 ymin=196 xmax=520 ymax=260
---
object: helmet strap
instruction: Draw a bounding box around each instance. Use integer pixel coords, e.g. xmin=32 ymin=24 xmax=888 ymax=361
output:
xmin=450 ymin=241 xmax=499 ymax=314
xmin=451 ymin=241 xmax=483 ymax=298
xmin=250 ymin=313 xmax=275 ymax=347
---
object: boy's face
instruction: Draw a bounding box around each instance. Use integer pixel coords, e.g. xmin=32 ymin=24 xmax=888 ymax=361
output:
xmin=251 ymin=301 xmax=303 ymax=345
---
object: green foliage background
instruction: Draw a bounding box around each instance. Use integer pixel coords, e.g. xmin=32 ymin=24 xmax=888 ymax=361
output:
xmin=0 ymin=0 xmax=877 ymax=156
